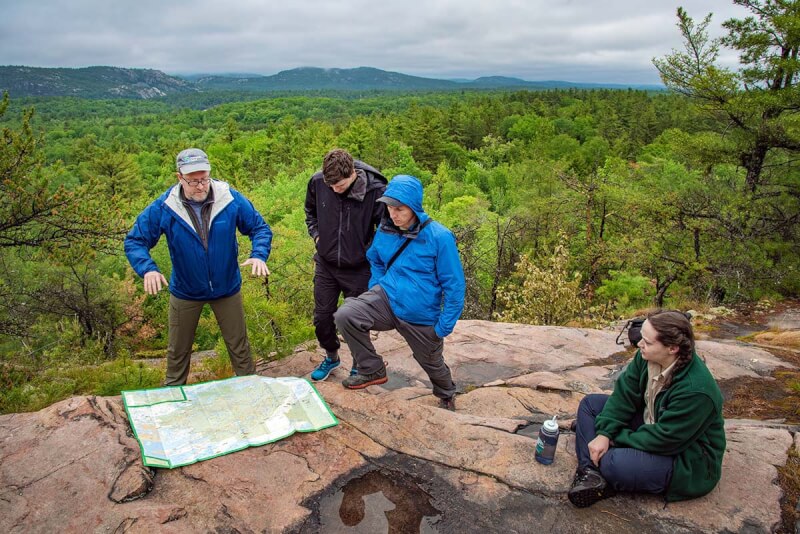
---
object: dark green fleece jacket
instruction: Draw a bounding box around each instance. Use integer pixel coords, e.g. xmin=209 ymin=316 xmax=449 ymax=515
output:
xmin=594 ymin=351 xmax=726 ymax=502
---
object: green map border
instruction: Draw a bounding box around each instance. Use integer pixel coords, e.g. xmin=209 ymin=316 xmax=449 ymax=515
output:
xmin=121 ymin=375 xmax=338 ymax=469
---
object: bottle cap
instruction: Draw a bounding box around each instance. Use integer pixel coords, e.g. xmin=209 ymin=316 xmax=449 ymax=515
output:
xmin=543 ymin=416 xmax=558 ymax=432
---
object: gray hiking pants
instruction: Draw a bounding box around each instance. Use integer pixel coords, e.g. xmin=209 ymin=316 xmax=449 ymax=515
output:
xmin=334 ymin=286 xmax=456 ymax=399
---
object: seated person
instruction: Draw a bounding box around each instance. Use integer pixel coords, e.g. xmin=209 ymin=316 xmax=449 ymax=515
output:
xmin=569 ymin=310 xmax=725 ymax=507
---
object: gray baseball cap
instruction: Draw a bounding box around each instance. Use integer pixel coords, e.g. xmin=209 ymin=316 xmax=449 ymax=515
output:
xmin=176 ymin=148 xmax=211 ymax=174
xmin=377 ymin=195 xmax=404 ymax=207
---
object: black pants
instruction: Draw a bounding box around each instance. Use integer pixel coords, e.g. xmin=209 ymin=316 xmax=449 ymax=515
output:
xmin=313 ymin=258 xmax=371 ymax=354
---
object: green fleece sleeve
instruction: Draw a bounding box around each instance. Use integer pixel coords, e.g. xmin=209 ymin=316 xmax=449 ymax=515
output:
xmin=612 ymin=391 xmax=717 ymax=455
xmin=594 ymin=352 xmax=647 ymax=440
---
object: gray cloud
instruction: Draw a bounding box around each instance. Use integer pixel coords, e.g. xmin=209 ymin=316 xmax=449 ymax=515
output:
xmin=0 ymin=0 xmax=750 ymax=83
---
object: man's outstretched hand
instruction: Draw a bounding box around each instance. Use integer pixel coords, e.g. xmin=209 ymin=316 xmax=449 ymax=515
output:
xmin=143 ymin=271 xmax=169 ymax=295
xmin=241 ymin=258 xmax=270 ymax=277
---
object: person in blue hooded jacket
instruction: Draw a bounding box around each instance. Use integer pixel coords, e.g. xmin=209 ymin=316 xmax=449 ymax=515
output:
xmin=334 ymin=175 xmax=465 ymax=410
xmin=124 ymin=148 xmax=273 ymax=385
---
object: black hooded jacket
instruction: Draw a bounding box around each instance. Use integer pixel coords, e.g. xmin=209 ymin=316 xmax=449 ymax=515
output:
xmin=304 ymin=160 xmax=387 ymax=268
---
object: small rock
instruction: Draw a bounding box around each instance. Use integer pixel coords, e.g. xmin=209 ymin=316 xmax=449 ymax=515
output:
xmin=708 ymin=306 xmax=734 ymax=316
xmin=109 ymin=464 xmax=154 ymax=503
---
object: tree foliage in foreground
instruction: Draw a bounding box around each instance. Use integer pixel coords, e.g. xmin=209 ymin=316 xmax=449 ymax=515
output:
xmin=654 ymin=1 xmax=800 ymax=192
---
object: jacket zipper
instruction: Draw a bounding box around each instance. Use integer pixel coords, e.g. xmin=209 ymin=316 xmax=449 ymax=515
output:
xmin=207 ymin=247 xmax=213 ymax=292
xmin=336 ymin=196 xmax=342 ymax=267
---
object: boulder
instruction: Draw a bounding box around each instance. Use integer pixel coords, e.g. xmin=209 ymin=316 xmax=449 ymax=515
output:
xmin=0 ymin=322 xmax=794 ymax=533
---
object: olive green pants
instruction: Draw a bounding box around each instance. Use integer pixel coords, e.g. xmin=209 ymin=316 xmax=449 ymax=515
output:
xmin=166 ymin=291 xmax=255 ymax=385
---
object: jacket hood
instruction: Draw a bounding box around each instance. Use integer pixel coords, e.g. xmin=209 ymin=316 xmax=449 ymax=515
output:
xmin=382 ymin=175 xmax=425 ymax=218
xmin=355 ymin=160 xmax=388 ymax=190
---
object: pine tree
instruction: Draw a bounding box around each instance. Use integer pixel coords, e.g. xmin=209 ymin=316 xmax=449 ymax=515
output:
xmin=654 ymin=1 xmax=800 ymax=192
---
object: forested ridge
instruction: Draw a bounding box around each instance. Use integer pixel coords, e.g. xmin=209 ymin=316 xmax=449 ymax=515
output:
xmin=1 ymin=1 xmax=797 ymax=413
xmin=0 ymin=65 xmax=663 ymax=100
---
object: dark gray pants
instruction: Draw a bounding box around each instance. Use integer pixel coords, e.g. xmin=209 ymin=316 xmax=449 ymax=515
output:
xmin=334 ymin=286 xmax=456 ymax=399
xmin=575 ymin=394 xmax=674 ymax=494
xmin=166 ymin=291 xmax=255 ymax=386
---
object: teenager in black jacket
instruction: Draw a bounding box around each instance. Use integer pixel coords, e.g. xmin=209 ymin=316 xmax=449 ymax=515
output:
xmin=304 ymin=149 xmax=386 ymax=380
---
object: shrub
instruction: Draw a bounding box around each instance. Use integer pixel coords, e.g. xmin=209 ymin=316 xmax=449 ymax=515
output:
xmin=595 ymin=270 xmax=652 ymax=315
xmin=494 ymin=235 xmax=583 ymax=325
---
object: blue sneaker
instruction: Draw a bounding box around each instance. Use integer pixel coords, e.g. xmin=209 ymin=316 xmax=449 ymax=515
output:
xmin=350 ymin=367 xmax=358 ymax=377
xmin=311 ymin=357 xmax=340 ymax=381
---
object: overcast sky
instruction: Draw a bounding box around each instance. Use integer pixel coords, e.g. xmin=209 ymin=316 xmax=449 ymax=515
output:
xmin=1 ymin=1 xmax=750 ymax=84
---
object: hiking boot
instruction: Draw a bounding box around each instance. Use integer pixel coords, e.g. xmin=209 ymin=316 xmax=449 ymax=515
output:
xmin=568 ymin=466 xmax=616 ymax=508
xmin=438 ymin=396 xmax=456 ymax=411
xmin=310 ymin=357 xmax=340 ymax=381
xmin=342 ymin=367 xmax=388 ymax=389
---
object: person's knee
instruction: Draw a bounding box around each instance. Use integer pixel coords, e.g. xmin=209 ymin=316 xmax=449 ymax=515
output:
xmin=599 ymin=451 xmax=631 ymax=490
xmin=580 ymin=393 xmax=609 ymax=415
xmin=333 ymin=302 xmax=355 ymax=329
xmin=579 ymin=394 xmax=599 ymax=411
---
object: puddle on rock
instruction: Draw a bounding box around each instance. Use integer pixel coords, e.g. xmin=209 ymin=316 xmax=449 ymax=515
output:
xmin=317 ymin=470 xmax=441 ymax=533
xmin=379 ymin=372 xmax=419 ymax=392
xmin=515 ymin=422 xmax=542 ymax=440
xmin=454 ymin=361 xmax=518 ymax=388
xmin=386 ymin=361 xmax=520 ymax=394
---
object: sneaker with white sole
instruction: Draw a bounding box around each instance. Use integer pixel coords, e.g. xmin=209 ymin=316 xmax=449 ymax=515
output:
xmin=310 ymin=357 xmax=340 ymax=381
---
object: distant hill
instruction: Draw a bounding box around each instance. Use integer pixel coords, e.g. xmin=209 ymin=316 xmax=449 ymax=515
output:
xmin=0 ymin=65 xmax=663 ymax=99
xmin=465 ymin=76 xmax=661 ymax=90
xmin=192 ymin=67 xmax=460 ymax=91
xmin=0 ymin=66 xmax=195 ymax=99
xmin=189 ymin=68 xmax=663 ymax=92
xmin=179 ymin=72 xmax=263 ymax=82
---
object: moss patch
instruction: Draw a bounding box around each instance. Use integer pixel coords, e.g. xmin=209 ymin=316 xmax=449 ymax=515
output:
xmin=586 ymin=348 xmax=636 ymax=367
xmin=752 ymin=330 xmax=800 ymax=350
xmin=719 ymin=371 xmax=800 ymax=424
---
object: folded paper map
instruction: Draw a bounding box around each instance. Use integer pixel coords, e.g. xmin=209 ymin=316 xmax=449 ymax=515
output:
xmin=122 ymin=375 xmax=338 ymax=468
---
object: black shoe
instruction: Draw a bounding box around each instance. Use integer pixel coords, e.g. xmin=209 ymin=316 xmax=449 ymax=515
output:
xmin=438 ymin=396 xmax=456 ymax=411
xmin=342 ymin=367 xmax=388 ymax=389
xmin=568 ymin=467 xmax=616 ymax=508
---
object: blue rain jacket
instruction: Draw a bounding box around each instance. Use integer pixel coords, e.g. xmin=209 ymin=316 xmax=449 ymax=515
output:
xmin=124 ymin=180 xmax=272 ymax=301
xmin=367 ymin=175 xmax=465 ymax=337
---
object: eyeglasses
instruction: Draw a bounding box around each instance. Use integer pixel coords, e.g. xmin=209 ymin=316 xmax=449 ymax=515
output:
xmin=181 ymin=176 xmax=211 ymax=187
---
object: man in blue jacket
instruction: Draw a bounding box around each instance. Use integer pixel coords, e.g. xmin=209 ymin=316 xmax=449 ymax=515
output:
xmin=125 ymin=148 xmax=273 ymax=385
xmin=334 ymin=175 xmax=465 ymax=410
